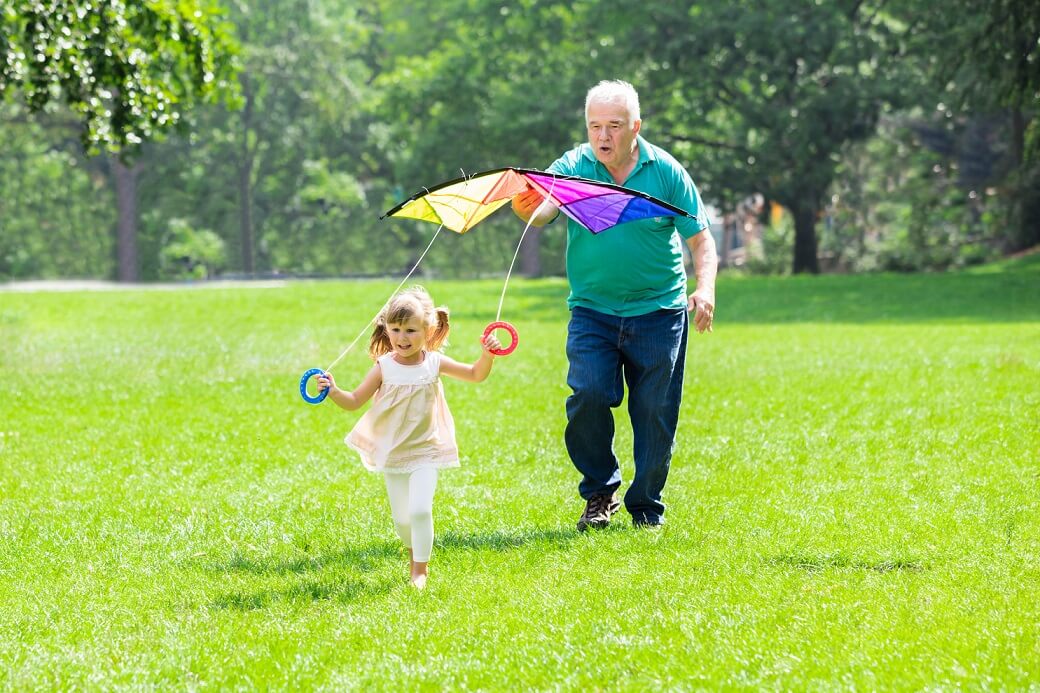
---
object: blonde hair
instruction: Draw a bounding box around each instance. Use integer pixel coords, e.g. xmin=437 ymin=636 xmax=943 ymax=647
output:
xmin=585 ymin=80 xmax=641 ymax=126
xmin=369 ymin=286 xmax=450 ymax=359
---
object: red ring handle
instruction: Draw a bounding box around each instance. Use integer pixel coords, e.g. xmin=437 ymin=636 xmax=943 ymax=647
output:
xmin=483 ymin=321 xmax=518 ymax=356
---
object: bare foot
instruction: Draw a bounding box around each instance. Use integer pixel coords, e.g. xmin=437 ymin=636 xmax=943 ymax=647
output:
xmin=410 ymin=560 xmax=429 ymax=590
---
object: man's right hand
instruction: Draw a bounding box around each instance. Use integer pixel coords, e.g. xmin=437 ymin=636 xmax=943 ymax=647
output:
xmin=511 ymin=189 xmax=556 ymax=225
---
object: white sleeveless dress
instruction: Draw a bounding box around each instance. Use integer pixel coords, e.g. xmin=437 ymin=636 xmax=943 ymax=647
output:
xmin=345 ymin=351 xmax=460 ymax=473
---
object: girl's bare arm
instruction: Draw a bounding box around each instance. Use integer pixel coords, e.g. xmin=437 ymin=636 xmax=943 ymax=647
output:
xmin=439 ymin=335 xmax=501 ymax=383
xmin=320 ymin=363 xmax=382 ymax=410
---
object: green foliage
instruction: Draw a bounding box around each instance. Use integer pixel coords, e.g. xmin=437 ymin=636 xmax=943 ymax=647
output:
xmin=1 ymin=270 xmax=1038 ymax=686
xmin=824 ymin=113 xmax=1013 ymax=272
xmin=371 ymin=0 xmax=599 ymax=180
xmin=889 ymin=0 xmax=1040 ymax=252
xmin=623 ymin=1 xmax=917 ymax=273
xmin=158 ymin=218 xmax=226 ymax=279
xmin=265 ymin=159 xmax=369 ymax=275
xmin=130 ymin=0 xmax=394 ymax=277
xmin=745 ymin=211 xmax=795 ymax=276
xmin=1012 ymin=159 xmax=1040 ymax=250
xmin=1 ymin=0 xmax=1037 ymax=282
xmin=1 ymin=0 xmax=241 ymax=152
xmin=0 ymin=105 xmax=115 ymax=279
xmin=893 ymin=0 xmax=1040 ymax=111
xmin=364 ymin=0 xmax=610 ymax=279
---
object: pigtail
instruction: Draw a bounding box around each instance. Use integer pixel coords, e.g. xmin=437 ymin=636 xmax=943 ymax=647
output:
xmin=368 ymin=318 xmax=392 ymax=359
xmin=427 ymin=307 xmax=451 ymax=352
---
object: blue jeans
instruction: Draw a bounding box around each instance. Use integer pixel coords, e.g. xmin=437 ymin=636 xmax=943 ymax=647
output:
xmin=565 ymin=306 xmax=689 ymax=524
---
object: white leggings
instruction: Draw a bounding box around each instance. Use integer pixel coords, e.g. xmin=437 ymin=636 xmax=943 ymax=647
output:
xmin=383 ymin=467 xmax=439 ymax=562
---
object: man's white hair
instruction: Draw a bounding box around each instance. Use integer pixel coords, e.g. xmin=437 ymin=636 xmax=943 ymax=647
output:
xmin=585 ymin=80 xmax=641 ymax=125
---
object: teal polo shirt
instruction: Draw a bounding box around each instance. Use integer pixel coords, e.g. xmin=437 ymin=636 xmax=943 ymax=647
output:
xmin=547 ymin=135 xmax=710 ymax=317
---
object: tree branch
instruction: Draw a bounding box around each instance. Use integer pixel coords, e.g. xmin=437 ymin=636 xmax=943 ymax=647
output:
xmin=666 ymin=133 xmax=751 ymax=154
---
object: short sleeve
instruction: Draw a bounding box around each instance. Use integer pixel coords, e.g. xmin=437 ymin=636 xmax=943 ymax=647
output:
xmin=547 ymin=148 xmax=582 ymax=177
xmin=672 ymin=171 xmax=711 ymax=239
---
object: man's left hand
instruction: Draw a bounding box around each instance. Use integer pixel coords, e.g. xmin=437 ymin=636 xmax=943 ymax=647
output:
xmin=688 ymin=291 xmax=715 ymax=334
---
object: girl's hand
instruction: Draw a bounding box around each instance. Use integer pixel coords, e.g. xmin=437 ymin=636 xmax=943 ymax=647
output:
xmin=316 ymin=372 xmax=337 ymax=392
xmin=481 ymin=333 xmax=503 ymax=354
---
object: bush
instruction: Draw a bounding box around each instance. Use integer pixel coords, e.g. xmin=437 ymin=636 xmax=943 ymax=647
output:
xmin=745 ymin=211 xmax=794 ymax=275
xmin=158 ymin=219 xmax=226 ymax=280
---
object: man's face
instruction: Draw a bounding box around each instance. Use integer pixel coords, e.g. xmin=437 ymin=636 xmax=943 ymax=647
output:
xmin=586 ymin=98 xmax=641 ymax=170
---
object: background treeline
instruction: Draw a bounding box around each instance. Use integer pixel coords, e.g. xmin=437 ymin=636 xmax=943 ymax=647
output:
xmin=1 ymin=0 xmax=1037 ymax=281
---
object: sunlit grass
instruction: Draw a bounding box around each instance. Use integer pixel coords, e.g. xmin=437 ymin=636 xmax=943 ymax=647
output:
xmin=1 ymin=266 xmax=1038 ymax=688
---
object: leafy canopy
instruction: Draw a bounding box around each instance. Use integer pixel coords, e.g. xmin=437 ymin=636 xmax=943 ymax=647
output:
xmin=1 ymin=0 xmax=240 ymax=151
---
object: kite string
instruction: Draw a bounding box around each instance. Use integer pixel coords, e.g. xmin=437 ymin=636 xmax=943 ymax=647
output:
xmin=495 ymin=177 xmax=558 ymax=323
xmin=323 ymin=171 xmax=477 ymax=374
xmin=323 ymin=223 xmax=444 ymax=373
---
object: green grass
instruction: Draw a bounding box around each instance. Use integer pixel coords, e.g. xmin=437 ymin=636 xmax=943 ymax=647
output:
xmin=1 ymin=260 xmax=1038 ymax=689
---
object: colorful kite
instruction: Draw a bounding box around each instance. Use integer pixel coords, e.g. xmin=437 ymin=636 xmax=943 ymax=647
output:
xmin=381 ymin=167 xmax=693 ymax=234
xmin=300 ymin=167 xmax=694 ymax=404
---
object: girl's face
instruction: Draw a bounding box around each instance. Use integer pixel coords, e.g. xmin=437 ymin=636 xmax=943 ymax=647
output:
xmin=386 ymin=315 xmax=429 ymax=363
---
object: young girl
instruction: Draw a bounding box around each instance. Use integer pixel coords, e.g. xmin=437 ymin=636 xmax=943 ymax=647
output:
xmin=316 ymin=286 xmax=502 ymax=589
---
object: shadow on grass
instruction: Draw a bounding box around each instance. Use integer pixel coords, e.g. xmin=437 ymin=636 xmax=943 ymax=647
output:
xmin=205 ymin=525 xmax=577 ymax=610
xmin=205 ymin=542 xmax=403 ymax=610
xmin=774 ymin=552 xmax=926 ymax=573
xmin=212 ymin=541 xmax=403 ymax=576
xmin=436 ymin=525 xmax=578 ymax=552
xmin=211 ymin=575 xmax=394 ymax=610
xmin=206 ymin=525 xmax=576 ymax=577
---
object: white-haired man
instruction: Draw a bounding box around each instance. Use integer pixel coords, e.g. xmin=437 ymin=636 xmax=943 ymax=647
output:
xmin=512 ymin=80 xmax=718 ymax=530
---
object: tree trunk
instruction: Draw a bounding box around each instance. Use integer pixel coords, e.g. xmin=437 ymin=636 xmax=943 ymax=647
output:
xmin=1010 ymin=107 xmax=1024 ymax=169
xmin=113 ymin=157 xmax=139 ymax=282
xmin=519 ymin=225 xmax=542 ymax=277
xmin=791 ymin=199 xmax=820 ymax=274
xmin=238 ymin=155 xmax=255 ymax=274
xmin=238 ymin=73 xmax=256 ymax=275
xmin=1011 ymin=107 xmax=1040 ymax=251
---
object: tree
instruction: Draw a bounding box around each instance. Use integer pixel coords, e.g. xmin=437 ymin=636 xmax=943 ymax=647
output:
xmin=370 ymin=0 xmax=613 ymax=277
xmin=893 ymin=0 xmax=1040 ymax=251
xmin=374 ymin=0 xmax=922 ymax=275
xmin=0 ymin=104 xmax=115 ymax=279
xmin=1 ymin=0 xmax=239 ymax=150
xmin=609 ymin=1 xmax=915 ymax=273
xmin=177 ymin=0 xmax=391 ymax=277
xmin=657 ymin=4 xmax=911 ymax=270
xmin=1 ymin=0 xmax=239 ymax=280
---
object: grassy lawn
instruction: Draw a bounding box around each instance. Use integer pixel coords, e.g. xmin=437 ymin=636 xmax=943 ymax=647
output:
xmin=1 ymin=257 xmax=1038 ymax=689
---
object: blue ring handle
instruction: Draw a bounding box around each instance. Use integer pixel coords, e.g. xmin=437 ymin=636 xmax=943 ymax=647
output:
xmin=299 ymin=368 xmax=330 ymax=404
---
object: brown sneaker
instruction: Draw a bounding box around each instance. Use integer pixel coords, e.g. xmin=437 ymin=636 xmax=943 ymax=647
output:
xmin=576 ymin=493 xmax=621 ymax=532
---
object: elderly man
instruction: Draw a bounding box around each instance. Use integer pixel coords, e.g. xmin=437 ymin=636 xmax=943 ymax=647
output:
xmin=512 ymin=80 xmax=718 ymax=530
